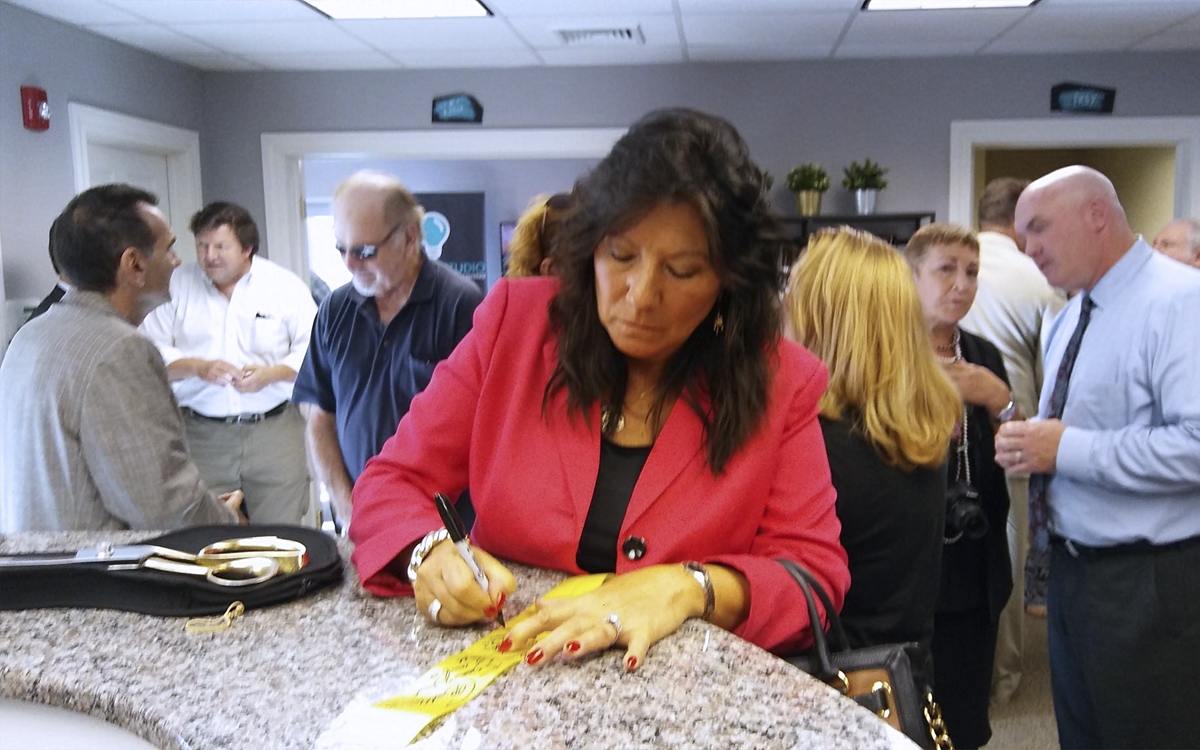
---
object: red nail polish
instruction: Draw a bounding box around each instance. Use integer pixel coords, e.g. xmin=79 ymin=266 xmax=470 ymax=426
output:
xmin=526 ymin=648 xmax=544 ymax=666
xmin=498 ymin=639 xmax=512 ymax=653
xmin=497 ymin=592 xmax=507 ymax=609
xmin=484 ymin=606 xmax=497 ymax=618
xmin=625 ymin=655 xmax=638 ymax=671
xmin=565 ymin=641 xmax=581 ymax=654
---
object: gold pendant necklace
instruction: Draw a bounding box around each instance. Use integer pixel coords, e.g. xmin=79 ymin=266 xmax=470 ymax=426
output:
xmin=601 ymin=408 xmax=626 ymax=433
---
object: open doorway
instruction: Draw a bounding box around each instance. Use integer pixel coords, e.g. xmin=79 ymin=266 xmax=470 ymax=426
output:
xmin=948 ymin=116 xmax=1200 ymax=231
xmin=260 ymin=128 xmax=625 ymax=288
xmin=973 ymin=146 xmax=1175 ymax=239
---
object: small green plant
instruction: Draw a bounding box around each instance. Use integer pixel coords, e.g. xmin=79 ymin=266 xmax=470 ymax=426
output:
xmin=786 ymin=163 xmax=831 ymax=193
xmin=842 ymin=159 xmax=889 ymax=190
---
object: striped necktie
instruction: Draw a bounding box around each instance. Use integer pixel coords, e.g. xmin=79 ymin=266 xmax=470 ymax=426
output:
xmin=1028 ymin=293 xmax=1096 ymax=551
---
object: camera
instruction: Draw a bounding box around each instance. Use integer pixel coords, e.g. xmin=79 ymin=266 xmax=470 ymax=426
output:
xmin=945 ymin=481 xmax=988 ymax=540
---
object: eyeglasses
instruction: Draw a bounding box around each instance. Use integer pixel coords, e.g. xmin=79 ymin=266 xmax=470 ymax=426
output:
xmin=335 ymin=221 xmax=405 ymax=260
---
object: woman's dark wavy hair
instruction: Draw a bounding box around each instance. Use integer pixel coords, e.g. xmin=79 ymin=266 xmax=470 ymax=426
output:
xmin=545 ymin=108 xmax=796 ymax=474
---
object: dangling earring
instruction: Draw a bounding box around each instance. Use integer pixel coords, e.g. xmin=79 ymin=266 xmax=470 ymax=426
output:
xmin=713 ymin=312 xmax=724 ymax=335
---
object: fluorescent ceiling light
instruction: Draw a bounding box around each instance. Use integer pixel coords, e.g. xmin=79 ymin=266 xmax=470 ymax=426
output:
xmin=863 ymin=0 xmax=1038 ymax=9
xmin=300 ymin=0 xmax=492 ymax=19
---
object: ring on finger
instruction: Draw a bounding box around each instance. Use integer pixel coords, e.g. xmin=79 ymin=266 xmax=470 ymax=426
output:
xmin=604 ymin=613 xmax=622 ymax=639
xmin=428 ymin=598 xmax=443 ymax=623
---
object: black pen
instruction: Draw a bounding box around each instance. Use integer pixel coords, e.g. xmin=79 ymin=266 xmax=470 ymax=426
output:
xmin=433 ymin=493 xmax=505 ymax=626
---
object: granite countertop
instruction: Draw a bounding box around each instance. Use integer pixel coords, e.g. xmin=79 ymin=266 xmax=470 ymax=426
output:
xmin=0 ymin=531 xmax=912 ymax=749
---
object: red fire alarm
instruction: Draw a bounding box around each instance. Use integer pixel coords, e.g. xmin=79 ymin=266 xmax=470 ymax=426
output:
xmin=21 ymin=86 xmax=50 ymax=131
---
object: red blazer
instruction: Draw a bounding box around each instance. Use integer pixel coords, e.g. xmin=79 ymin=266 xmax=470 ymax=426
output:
xmin=351 ymin=277 xmax=848 ymax=654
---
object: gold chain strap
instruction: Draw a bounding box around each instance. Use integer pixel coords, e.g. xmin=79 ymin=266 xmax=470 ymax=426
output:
xmin=185 ymin=601 xmax=245 ymax=633
xmin=923 ymin=690 xmax=954 ymax=750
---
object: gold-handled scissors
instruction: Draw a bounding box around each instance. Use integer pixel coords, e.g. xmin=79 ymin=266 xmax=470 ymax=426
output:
xmin=0 ymin=536 xmax=308 ymax=588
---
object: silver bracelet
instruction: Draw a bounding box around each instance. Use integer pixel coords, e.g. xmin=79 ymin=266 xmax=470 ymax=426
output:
xmin=683 ymin=561 xmax=715 ymax=621
xmin=406 ymin=528 xmax=451 ymax=583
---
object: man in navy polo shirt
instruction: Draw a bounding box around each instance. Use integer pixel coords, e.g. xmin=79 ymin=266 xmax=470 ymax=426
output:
xmin=293 ymin=171 xmax=483 ymax=532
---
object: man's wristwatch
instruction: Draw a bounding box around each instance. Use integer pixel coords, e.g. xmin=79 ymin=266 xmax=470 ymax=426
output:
xmin=996 ymin=394 xmax=1018 ymax=422
xmin=406 ymin=528 xmax=451 ymax=583
xmin=683 ymin=561 xmax=715 ymax=621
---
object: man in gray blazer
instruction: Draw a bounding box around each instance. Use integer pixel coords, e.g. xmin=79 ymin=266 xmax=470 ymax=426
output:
xmin=0 ymin=184 xmax=242 ymax=531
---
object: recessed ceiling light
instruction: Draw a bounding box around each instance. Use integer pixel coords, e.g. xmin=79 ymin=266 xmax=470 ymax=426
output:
xmin=299 ymin=0 xmax=492 ymax=20
xmin=863 ymin=0 xmax=1038 ymax=9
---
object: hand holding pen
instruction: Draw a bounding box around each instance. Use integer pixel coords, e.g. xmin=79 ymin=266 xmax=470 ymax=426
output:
xmin=412 ymin=493 xmax=514 ymax=627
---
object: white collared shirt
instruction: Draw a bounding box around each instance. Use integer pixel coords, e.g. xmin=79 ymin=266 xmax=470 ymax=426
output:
xmin=139 ymin=256 xmax=317 ymax=416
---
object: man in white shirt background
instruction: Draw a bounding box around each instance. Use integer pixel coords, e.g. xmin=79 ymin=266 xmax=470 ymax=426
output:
xmin=960 ymin=177 xmax=1066 ymax=708
xmin=140 ymin=202 xmax=317 ymax=524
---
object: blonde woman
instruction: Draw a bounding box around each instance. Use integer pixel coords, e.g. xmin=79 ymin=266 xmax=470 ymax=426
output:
xmin=786 ymin=226 xmax=960 ymax=679
xmin=504 ymin=192 xmax=571 ymax=278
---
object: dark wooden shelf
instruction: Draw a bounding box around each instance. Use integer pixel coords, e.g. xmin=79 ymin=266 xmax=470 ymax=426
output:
xmin=781 ymin=212 xmax=936 ymax=248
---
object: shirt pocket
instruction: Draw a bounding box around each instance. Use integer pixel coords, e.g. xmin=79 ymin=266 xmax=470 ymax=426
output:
xmin=248 ymin=312 xmax=291 ymax=361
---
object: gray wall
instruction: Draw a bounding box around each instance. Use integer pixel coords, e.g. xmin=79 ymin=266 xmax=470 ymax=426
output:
xmin=202 ymin=50 xmax=1200 ymax=260
xmin=0 ymin=2 xmax=205 ymax=300
xmin=304 ymin=157 xmax=592 ymax=285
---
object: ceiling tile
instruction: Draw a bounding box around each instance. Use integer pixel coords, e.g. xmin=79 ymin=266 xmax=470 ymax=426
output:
xmin=252 ymin=50 xmax=400 ymax=70
xmin=683 ymin=12 xmax=849 ymax=46
xmin=392 ymin=48 xmax=543 ymax=68
xmin=482 ymin=0 xmax=674 ymax=15
xmin=3 ymin=0 xmax=142 ymax=25
xmin=169 ymin=20 xmax=372 ymax=55
xmin=982 ymin=37 xmax=1130 ymax=53
xmin=1000 ymin=5 xmax=1197 ymax=41
xmin=688 ymin=44 xmax=834 ymax=61
xmin=337 ymin=17 xmax=527 ymax=50
xmin=172 ymin=52 xmax=263 ymax=71
xmin=84 ymin=22 xmax=225 ymax=57
xmin=837 ymin=40 xmax=986 ymax=58
xmin=679 ymin=0 xmax=860 ymax=10
xmin=507 ymin=13 xmax=681 ymax=48
xmin=98 ymin=0 xmax=319 ymax=24
xmin=536 ymin=46 xmax=686 ymax=67
xmin=843 ymin=8 xmax=1028 ymax=43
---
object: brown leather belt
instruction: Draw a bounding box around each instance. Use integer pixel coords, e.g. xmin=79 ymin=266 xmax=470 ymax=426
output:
xmin=182 ymin=402 xmax=288 ymax=425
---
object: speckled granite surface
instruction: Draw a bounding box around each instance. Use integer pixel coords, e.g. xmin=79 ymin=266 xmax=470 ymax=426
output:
xmin=0 ymin=531 xmax=912 ymax=749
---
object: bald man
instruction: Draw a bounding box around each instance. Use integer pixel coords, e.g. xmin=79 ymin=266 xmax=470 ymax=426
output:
xmin=994 ymin=166 xmax=1200 ymax=749
xmin=1152 ymin=218 xmax=1200 ymax=269
xmin=292 ymin=171 xmax=483 ymax=531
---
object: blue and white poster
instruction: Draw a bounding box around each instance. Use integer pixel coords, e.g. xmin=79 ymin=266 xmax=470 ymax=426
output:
xmin=415 ymin=192 xmax=486 ymax=290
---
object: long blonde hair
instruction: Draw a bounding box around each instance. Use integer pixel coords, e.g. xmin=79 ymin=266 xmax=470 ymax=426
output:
xmin=504 ymin=192 xmax=571 ymax=278
xmin=785 ymin=227 xmax=959 ymax=470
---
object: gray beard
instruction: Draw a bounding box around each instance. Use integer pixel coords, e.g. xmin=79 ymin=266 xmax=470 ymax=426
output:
xmin=351 ymin=277 xmax=376 ymax=297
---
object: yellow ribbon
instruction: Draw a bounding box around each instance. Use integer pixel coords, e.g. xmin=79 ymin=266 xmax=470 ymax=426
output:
xmin=372 ymin=574 xmax=611 ymax=736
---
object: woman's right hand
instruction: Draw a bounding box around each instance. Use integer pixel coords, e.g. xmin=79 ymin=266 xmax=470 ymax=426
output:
xmin=941 ymin=359 xmax=1011 ymax=417
xmin=412 ymin=540 xmax=516 ymax=626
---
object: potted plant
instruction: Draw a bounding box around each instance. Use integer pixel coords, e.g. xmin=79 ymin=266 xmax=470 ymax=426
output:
xmin=842 ymin=159 xmax=889 ymax=215
xmin=786 ymin=163 xmax=830 ymax=217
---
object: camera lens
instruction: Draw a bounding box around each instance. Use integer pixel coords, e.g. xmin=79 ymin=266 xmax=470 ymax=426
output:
xmin=946 ymin=483 xmax=989 ymax=540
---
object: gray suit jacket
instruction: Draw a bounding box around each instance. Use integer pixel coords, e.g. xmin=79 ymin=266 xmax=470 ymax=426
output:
xmin=0 ymin=290 xmax=236 ymax=531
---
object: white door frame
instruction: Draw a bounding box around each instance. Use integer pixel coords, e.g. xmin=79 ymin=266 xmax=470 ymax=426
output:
xmin=949 ymin=116 xmax=1200 ymax=226
xmin=260 ymin=127 xmax=626 ymax=281
xmin=68 ymin=103 xmax=203 ymax=258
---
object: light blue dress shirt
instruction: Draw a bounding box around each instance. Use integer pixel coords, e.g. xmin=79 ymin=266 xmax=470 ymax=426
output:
xmin=1044 ymin=238 xmax=1200 ymax=547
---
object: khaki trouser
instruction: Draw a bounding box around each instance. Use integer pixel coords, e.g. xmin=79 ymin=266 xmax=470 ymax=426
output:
xmin=183 ymin=403 xmax=312 ymax=525
xmin=991 ymin=472 xmax=1028 ymax=708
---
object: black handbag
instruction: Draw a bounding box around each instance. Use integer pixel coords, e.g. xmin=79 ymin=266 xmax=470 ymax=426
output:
xmin=778 ymin=558 xmax=952 ymax=750
xmin=0 ymin=524 xmax=343 ymax=616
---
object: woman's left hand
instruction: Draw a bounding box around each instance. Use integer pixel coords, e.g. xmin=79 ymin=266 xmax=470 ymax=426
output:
xmin=502 ymin=564 xmax=704 ymax=671
xmin=942 ymin=360 xmax=1010 ymax=417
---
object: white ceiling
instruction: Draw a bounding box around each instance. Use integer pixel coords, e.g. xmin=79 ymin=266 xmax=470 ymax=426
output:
xmin=4 ymin=0 xmax=1200 ymax=72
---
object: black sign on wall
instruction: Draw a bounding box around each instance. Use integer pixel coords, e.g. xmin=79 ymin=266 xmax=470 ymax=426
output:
xmin=415 ymin=192 xmax=486 ymax=290
xmin=1051 ymin=82 xmax=1116 ymax=115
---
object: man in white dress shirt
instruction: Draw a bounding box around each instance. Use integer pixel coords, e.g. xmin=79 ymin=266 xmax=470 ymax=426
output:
xmin=140 ymin=202 xmax=317 ymax=524
xmin=960 ymin=177 xmax=1065 ymax=707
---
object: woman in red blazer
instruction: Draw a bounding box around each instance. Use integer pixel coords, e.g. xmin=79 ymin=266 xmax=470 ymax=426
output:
xmin=351 ymin=108 xmax=849 ymax=671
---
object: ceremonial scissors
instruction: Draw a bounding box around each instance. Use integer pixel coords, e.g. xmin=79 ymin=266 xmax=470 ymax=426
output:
xmin=0 ymin=536 xmax=308 ymax=588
